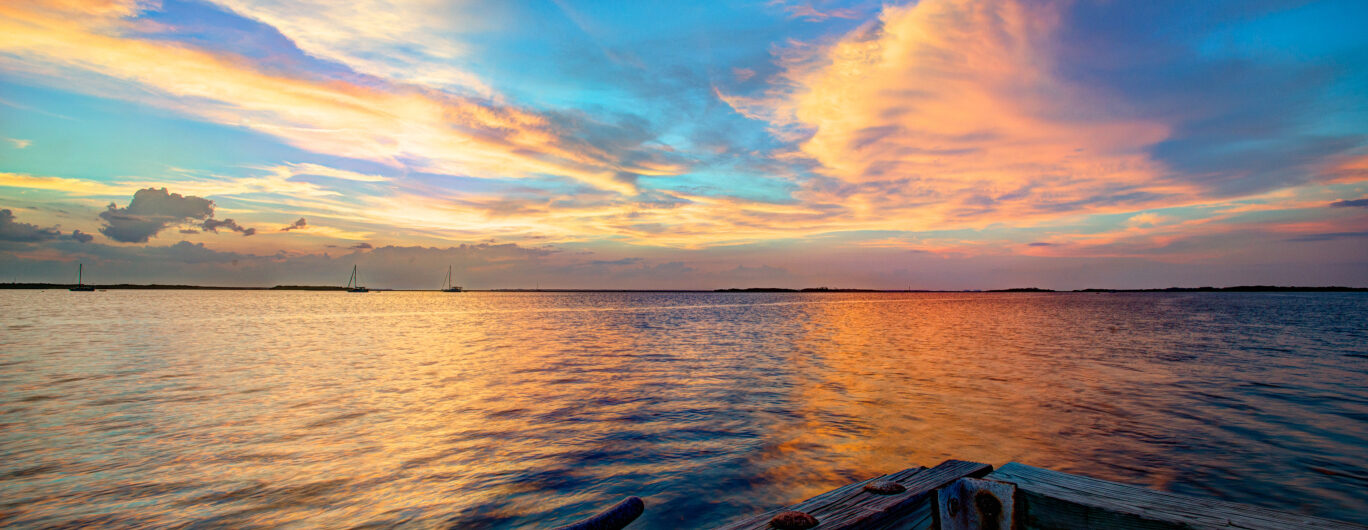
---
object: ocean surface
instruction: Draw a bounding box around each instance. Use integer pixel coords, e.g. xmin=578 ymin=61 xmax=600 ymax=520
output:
xmin=1 ymin=291 xmax=1366 ymax=528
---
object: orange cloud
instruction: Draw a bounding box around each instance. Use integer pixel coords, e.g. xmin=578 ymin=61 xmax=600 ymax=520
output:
xmin=725 ymin=0 xmax=1200 ymax=232
xmin=1323 ymin=154 xmax=1368 ymax=184
xmin=0 ymin=172 xmax=135 ymax=195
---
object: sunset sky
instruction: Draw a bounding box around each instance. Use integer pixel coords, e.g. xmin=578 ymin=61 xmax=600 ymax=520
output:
xmin=2 ymin=0 xmax=1366 ymax=289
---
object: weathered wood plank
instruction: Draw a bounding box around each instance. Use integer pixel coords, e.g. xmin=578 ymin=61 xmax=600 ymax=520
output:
xmin=715 ymin=460 xmax=991 ymax=530
xmin=988 ymin=462 xmax=1368 ymax=530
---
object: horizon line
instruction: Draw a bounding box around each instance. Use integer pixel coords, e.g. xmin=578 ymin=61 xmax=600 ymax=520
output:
xmin=4 ymin=283 xmax=1367 ymax=293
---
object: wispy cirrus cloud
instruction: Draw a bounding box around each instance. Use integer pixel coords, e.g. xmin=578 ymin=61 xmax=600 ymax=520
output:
xmin=0 ymin=0 xmax=684 ymax=195
xmin=209 ymin=0 xmax=494 ymax=94
xmin=0 ymin=172 xmax=136 ymax=196
xmin=1330 ymin=198 xmax=1368 ymax=208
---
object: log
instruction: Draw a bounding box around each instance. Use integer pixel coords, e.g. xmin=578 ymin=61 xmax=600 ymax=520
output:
xmin=553 ymin=496 xmax=645 ymax=530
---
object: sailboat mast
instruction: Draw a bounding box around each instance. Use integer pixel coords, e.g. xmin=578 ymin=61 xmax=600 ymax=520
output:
xmin=77 ymin=263 xmax=83 ymax=286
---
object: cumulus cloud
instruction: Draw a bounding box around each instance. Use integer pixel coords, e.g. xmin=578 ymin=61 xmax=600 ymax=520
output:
xmin=69 ymin=229 xmax=93 ymax=243
xmin=201 ymin=218 xmax=256 ymax=236
xmin=280 ymin=217 xmax=307 ymax=231
xmin=99 ymin=188 xmax=214 ymax=243
xmin=0 ymin=209 xmax=61 ymax=242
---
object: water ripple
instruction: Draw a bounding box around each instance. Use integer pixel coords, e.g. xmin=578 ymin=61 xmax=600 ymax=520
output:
xmin=0 ymin=291 xmax=1365 ymax=527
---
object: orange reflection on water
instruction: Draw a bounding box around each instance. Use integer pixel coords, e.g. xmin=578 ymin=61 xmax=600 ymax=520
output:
xmin=1 ymin=291 xmax=1365 ymax=527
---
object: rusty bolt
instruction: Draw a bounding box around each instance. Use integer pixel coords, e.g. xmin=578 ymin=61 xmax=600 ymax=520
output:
xmin=863 ymin=481 xmax=906 ymax=495
xmin=770 ymin=510 xmax=819 ymax=529
xmin=975 ymin=491 xmax=1002 ymax=521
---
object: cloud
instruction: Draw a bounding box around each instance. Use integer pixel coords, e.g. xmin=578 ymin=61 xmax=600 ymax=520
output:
xmin=69 ymin=229 xmax=93 ymax=243
xmin=731 ymin=0 xmax=1192 ymax=232
xmin=1330 ymin=198 xmax=1368 ymax=208
xmin=5 ymin=138 xmax=31 ymax=149
xmin=208 ymin=0 xmax=493 ymax=94
xmin=0 ymin=172 xmax=134 ymax=196
xmin=98 ymin=188 xmax=215 ymax=243
xmin=0 ymin=1 xmax=685 ymax=195
xmin=350 ymin=242 xmax=373 ymax=249
xmin=772 ymin=1 xmax=864 ymax=22
xmin=281 ymin=217 xmax=307 ymax=231
xmin=201 ymin=218 xmax=256 ymax=236
xmin=1126 ymin=213 xmax=1170 ymax=228
xmin=1287 ymin=231 xmax=1368 ymax=243
xmin=0 ymin=208 xmax=61 ymax=242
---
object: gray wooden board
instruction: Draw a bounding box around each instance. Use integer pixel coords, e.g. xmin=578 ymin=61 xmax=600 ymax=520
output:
xmin=715 ymin=460 xmax=991 ymax=530
xmin=987 ymin=462 xmax=1368 ymax=530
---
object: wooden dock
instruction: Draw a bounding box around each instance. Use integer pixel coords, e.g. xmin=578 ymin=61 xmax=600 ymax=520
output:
xmin=712 ymin=460 xmax=1367 ymax=530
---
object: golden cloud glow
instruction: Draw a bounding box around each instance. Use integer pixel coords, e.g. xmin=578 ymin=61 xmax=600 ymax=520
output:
xmin=724 ymin=0 xmax=1202 ymax=232
xmin=0 ymin=0 xmax=679 ymax=195
xmin=0 ymin=172 xmax=136 ymax=195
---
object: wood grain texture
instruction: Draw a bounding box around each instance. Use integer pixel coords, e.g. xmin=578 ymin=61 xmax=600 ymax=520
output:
xmin=714 ymin=460 xmax=991 ymax=530
xmin=988 ymin=462 xmax=1368 ymax=530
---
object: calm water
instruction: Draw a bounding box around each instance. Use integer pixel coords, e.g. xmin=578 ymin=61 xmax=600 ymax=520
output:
xmin=1 ymin=291 xmax=1366 ymax=527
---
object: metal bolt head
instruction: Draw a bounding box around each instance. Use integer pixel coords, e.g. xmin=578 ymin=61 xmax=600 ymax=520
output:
xmin=863 ymin=481 xmax=906 ymax=495
xmin=770 ymin=510 xmax=819 ymax=529
xmin=975 ymin=491 xmax=1003 ymax=521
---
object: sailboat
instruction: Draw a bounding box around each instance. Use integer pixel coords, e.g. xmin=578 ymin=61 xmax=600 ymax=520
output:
xmin=442 ymin=265 xmax=463 ymax=293
xmin=346 ymin=265 xmax=369 ymax=293
xmin=69 ymin=263 xmax=95 ymax=291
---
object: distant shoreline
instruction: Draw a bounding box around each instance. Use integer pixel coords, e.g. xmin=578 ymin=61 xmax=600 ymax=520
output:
xmin=2 ymin=283 xmax=1365 ymax=292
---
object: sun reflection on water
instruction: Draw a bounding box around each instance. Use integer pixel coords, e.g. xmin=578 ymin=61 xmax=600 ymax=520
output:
xmin=1 ymin=291 xmax=1365 ymax=527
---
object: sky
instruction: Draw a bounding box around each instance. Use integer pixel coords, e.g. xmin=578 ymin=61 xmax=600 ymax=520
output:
xmin=1 ymin=0 xmax=1366 ymax=290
